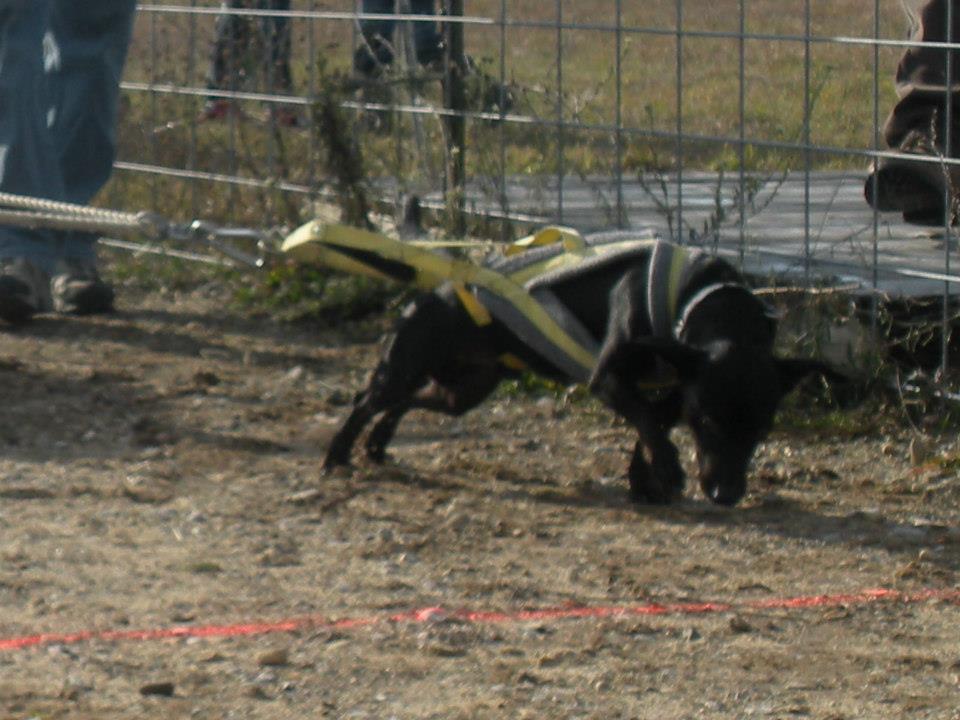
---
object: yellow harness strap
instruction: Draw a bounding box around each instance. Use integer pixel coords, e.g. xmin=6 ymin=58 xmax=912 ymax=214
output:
xmin=453 ymin=282 xmax=492 ymax=326
xmin=281 ymin=222 xmax=598 ymax=377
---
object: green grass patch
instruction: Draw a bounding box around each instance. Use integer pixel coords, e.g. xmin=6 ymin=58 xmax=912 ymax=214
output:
xmin=234 ymin=261 xmax=404 ymax=325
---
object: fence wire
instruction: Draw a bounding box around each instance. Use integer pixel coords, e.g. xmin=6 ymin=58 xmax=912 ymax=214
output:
xmin=110 ymin=1 xmax=960 ymax=369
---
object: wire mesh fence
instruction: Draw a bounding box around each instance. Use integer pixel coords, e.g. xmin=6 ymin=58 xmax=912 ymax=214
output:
xmin=108 ymin=1 xmax=960 ymax=370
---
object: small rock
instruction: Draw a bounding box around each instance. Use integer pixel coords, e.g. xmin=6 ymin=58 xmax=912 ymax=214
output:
xmin=131 ymin=416 xmax=175 ymax=446
xmin=909 ymin=436 xmax=932 ymax=465
xmin=193 ymin=370 xmax=220 ymax=387
xmin=728 ymin=616 xmax=753 ymax=634
xmin=890 ymin=525 xmax=928 ymax=542
xmin=422 ymin=642 xmax=467 ymax=658
xmin=198 ymin=348 xmax=232 ymax=362
xmin=244 ymin=685 xmax=272 ymax=700
xmin=187 ymin=561 xmax=223 ymax=575
xmin=285 ymin=488 xmax=322 ymax=505
xmin=0 ymin=356 xmax=24 ymax=370
xmin=326 ymin=389 xmax=351 ymax=406
xmin=254 ymin=670 xmax=277 ymax=684
xmin=0 ymin=486 xmax=55 ymax=500
xmin=281 ymin=366 xmax=305 ymax=384
xmin=122 ymin=476 xmax=175 ymax=504
xmin=257 ymin=540 xmax=301 ymax=567
xmin=257 ymin=647 xmax=290 ymax=667
xmin=377 ymin=528 xmax=395 ymax=544
xmin=516 ymin=671 xmax=540 ymax=685
xmin=139 ymin=681 xmax=175 ymax=697
xmin=442 ymin=513 xmax=471 ymax=533
xmin=170 ymin=607 xmax=196 ymax=623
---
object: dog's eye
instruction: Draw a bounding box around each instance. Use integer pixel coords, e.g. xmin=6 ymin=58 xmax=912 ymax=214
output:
xmin=701 ymin=416 xmax=723 ymax=437
xmin=690 ymin=415 xmax=722 ymax=440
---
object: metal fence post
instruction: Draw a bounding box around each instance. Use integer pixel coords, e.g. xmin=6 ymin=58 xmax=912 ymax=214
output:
xmin=944 ymin=1 xmax=955 ymax=378
xmin=443 ymin=0 xmax=467 ymax=236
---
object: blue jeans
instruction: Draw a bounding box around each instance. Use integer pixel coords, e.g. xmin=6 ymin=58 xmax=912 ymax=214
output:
xmin=0 ymin=0 xmax=136 ymax=272
xmin=354 ymin=0 xmax=443 ymax=77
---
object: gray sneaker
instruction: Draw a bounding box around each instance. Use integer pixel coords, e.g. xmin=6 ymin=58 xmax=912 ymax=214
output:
xmin=50 ymin=257 xmax=114 ymax=315
xmin=0 ymin=258 xmax=51 ymax=324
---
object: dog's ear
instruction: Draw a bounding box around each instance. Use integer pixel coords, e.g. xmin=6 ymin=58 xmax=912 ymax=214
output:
xmin=630 ymin=337 xmax=706 ymax=380
xmin=776 ymin=358 xmax=848 ymax=397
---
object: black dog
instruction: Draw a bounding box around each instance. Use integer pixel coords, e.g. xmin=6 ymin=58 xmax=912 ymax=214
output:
xmin=323 ymin=231 xmax=839 ymax=506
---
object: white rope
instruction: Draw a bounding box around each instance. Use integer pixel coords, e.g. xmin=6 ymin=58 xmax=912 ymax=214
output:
xmin=0 ymin=191 xmax=167 ymax=239
xmin=0 ymin=191 xmax=269 ymax=267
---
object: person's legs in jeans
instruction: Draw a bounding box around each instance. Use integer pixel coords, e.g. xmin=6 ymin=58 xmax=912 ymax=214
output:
xmin=354 ymin=0 xmax=397 ymax=78
xmin=408 ymin=0 xmax=441 ymax=67
xmin=866 ymin=0 xmax=960 ymax=224
xmin=259 ymin=0 xmax=300 ymax=125
xmin=0 ymin=0 xmax=60 ymax=321
xmin=354 ymin=0 xmax=443 ymax=76
xmin=259 ymin=0 xmax=292 ymax=93
xmin=46 ymin=0 xmax=136 ymax=314
xmin=203 ymin=0 xmax=250 ymax=117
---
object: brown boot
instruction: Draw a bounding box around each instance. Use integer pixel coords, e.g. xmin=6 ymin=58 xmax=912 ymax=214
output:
xmin=864 ymin=129 xmax=960 ymax=225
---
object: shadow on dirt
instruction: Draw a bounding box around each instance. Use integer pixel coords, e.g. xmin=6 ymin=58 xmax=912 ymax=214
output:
xmin=6 ymin=313 xmax=339 ymax=375
xmin=448 ymin=462 xmax=960 ymax=573
xmin=676 ymin=494 xmax=960 ymax=571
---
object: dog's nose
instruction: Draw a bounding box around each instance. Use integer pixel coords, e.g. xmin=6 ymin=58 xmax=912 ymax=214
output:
xmin=701 ymin=471 xmax=746 ymax=506
xmin=709 ymin=485 xmax=743 ymax=506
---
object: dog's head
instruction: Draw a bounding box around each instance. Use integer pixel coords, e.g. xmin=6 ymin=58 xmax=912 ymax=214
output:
xmin=640 ymin=338 xmax=840 ymax=506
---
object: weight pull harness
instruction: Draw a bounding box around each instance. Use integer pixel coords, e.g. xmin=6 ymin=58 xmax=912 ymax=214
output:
xmin=281 ymin=222 xmax=710 ymax=384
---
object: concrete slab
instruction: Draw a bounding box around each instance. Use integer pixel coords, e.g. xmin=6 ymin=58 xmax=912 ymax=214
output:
xmin=447 ymin=170 xmax=960 ymax=298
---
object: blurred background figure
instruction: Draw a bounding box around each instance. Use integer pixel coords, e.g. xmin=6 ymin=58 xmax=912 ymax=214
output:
xmin=352 ymin=0 xmax=443 ymax=79
xmin=201 ymin=0 xmax=300 ymax=127
xmin=865 ymin=0 xmax=960 ymax=225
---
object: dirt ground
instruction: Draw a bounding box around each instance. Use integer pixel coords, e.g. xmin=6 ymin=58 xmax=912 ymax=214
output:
xmin=0 ymin=265 xmax=958 ymax=720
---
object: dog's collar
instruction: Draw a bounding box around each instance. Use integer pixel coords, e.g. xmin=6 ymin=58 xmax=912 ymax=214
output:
xmin=673 ymin=282 xmax=743 ymax=339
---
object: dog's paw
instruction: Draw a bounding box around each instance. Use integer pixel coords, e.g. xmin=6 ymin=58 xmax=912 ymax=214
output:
xmin=321 ymin=456 xmax=353 ymax=477
xmin=628 ymin=470 xmax=671 ymax=505
xmin=628 ymin=448 xmax=684 ymax=505
xmin=364 ymin=444 xmax=390 ymax=465
xmin=629 ymin=485 xmax=673 ymax=505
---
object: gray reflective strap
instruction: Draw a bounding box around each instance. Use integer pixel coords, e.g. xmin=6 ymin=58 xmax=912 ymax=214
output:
xmin=475 ymin=287 xmax=594 ymax=383
xmin=529 ymin=286 xmax=600 ymax=357
xmin=673 ymin=282 xmax=744 ymax=339
xmin=647 ymin=241 xmax=679 ymax=338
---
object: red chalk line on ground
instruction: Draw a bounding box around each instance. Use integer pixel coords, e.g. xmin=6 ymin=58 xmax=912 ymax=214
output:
xmin=2 ymin=587 xmax=957 ymax=652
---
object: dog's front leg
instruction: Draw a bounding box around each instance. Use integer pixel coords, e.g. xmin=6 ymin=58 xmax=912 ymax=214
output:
xmin=627 ymin=435 xmax=684 ymax=504
xmin=591 ymin=369 xmax=684 ymax=504
xmin=324 ymin=389 xmax=379 ymax=469
xmin=590 ymin=322 xmax=684 ymax=502
xmin=365 ymin=364 xmax=504 ymax=463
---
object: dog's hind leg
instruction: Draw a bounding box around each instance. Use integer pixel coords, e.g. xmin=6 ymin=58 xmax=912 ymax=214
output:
xmin=324 ymin=357 xmax=430 ymax=471
xmin=363 ymin=401 xmax=411 ymax=464
xmin=324 ymin=294 xmax=465 ymax=471
xmin=365 ymin=365 xmax=504 ymax=463
xmin=324 ymin=392 xmax=383 ymax=469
